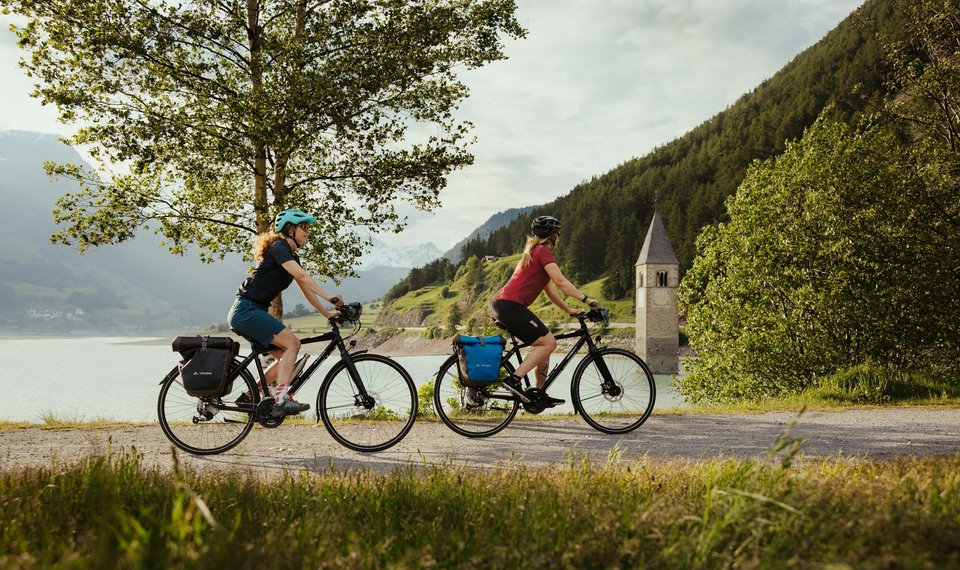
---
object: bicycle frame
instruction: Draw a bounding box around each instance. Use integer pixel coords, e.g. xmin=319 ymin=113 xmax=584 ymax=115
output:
xmin=498 ymin=316 xmax=617 ymax=399
xmin=214 ymin=322 xmax=371 ymax=414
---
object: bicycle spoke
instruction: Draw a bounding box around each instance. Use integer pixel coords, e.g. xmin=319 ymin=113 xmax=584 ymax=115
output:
xmin=158 ymin=361 xmax=257 ymax=455
xmin=573 ymin=349 xmax=656 ymax=434
xmin=433 ymin=355 xmax=519 ymax=438
xmin=318 ymin=354 xmax=417 ymax=452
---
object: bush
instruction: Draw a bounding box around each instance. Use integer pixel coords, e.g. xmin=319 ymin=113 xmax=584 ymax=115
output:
xmin=422 ymin=326 xmax=444 ymax=339
xmin=416 ymin=381 xmax=435 ymax=417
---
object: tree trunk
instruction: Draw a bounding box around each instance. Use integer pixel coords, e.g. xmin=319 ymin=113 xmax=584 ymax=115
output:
xmin=247 ymin=0 xmax=284 ymax=322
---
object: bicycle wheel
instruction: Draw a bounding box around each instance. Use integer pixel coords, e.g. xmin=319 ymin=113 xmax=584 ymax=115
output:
xmin=317 ymin=354 xmax=417 ymax=452
xmin=157 ymin=359 xmax=258 ymax=455
xmin=572 ymin=348 xmax=656 ymax=434
xmin=433 ymin=354 xmax=520 ymax=438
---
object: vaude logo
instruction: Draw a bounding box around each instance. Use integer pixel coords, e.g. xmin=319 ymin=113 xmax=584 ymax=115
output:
xmin=530 ymin=320 xmax=538 ymax=327
xmin=192 ymin=371 xmax=214 ymax=376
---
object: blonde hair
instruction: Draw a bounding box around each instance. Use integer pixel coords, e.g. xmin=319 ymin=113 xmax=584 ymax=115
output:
xmin=253 ymin=232 xmax=285 ymax=261
xmin=519 ymin=233 xmax=557 ymax=268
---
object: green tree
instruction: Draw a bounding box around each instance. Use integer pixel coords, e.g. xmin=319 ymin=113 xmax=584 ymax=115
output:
xmin=882 ymin=0 xmax=960 ymax=153
xmin=678 ymin=112 xmax=960 ymax=404
xmin=446 ymin=302 xmax=462 ymax=335
xmin=462 ymin=255 xmax=485 ymax=292
xmin=3 ymin=0 xmax=525 ymax=317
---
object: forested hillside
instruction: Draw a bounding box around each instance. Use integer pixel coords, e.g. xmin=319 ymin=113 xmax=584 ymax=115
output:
xmin=458 ymin=0 xmax=901 ymax=299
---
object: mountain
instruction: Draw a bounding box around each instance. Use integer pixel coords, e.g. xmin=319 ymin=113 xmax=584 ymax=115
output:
xmin=456 ymin=0 xmax=902 ymax=299
xmin=357 ymin=236 xmax=443 ymax=270
xmin=0 ymin=131 xmax=252 ymax=332
xmin=442 ymin=205 xmax=537 ymax=263
xmin=0 ymin=131 xmax=426 ymax=331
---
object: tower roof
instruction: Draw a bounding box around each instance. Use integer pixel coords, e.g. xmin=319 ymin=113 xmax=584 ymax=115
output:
xmin=635 ymin=211 xmax=679 ymax=266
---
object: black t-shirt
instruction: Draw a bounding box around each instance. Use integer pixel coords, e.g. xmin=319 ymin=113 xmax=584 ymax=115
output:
xmin=236 ymin=239 xmax=300 ymax=307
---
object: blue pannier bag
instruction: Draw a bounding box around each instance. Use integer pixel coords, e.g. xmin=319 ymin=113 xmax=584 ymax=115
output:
xmin=452 ymin=335 xmax=506 ymax=387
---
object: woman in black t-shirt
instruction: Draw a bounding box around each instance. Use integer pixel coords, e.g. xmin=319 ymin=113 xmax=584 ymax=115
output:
xmin=227 ymin=209 xmax=344 ymax=417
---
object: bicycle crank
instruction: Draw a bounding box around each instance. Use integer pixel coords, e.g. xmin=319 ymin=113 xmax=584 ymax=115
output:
xmin=256 ymin=399 xmax=285 ymax=428
xmin=521 ymin=388 xmax=546 ymax=414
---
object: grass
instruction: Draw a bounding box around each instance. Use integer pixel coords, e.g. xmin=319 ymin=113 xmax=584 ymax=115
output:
xmin=0 ymin=412 xmax=151 ymax=432
xmin=3 ymin=428 xmax=960 ymax=568
xmin=381 ymin=253 xmax=638 ymax=333
xmin=677 ymin=364 xmax=960 ymax=413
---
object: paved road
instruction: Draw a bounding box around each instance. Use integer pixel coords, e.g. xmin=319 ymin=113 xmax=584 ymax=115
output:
xmin=3 ymin=409 xmax=958 ymax=476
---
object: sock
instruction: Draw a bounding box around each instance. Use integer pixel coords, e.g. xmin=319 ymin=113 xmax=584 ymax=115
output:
xmin=274 ymin=384 xmax=290 ymax=403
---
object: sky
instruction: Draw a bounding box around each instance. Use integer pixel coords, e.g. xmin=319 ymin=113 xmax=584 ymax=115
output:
xmin=0 ymin=0 xmax=866 ymax=253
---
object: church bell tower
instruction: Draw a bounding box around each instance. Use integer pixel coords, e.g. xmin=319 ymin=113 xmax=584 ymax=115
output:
xmin=635 ymin=211 xmax=679 ymax=374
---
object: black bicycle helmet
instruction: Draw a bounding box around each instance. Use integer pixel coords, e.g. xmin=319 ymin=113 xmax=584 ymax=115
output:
xmin=531 ymin=215 xmax=562 ymax=238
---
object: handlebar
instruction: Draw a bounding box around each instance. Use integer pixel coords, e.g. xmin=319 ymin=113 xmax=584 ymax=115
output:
xmin=578 ymin=306 xmax=610 ymax=324
xmin=329 ymin=302 xmax=363 ymax=326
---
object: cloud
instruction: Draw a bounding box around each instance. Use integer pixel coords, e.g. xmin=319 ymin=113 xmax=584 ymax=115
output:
xmin=0 ymin=1 xmax=866 ymax=253
xmin=393 ymin=0 xmax=864 ymax=249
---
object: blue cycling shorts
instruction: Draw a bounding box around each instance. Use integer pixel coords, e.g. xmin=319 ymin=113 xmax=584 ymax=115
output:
xmin=227 ymin=297 xmax=285 ymax=352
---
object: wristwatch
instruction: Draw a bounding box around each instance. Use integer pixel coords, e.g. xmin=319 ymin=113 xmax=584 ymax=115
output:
xmin=581 ymin=294 xmax=588 ymax=303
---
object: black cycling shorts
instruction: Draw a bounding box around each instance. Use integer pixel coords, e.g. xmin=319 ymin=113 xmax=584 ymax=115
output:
xmin=491 ymin=299 xmax=549 ymax=344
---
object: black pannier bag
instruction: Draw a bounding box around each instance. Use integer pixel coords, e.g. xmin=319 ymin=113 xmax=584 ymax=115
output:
xmin=452 ymin=335 xmax=506 ymax=387
xmin=172 ymin=335 xmax=240 ymax=397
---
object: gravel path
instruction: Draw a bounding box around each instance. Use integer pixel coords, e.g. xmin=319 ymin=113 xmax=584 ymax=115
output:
xmin=3 ymin=409 xmax=959 ymax=476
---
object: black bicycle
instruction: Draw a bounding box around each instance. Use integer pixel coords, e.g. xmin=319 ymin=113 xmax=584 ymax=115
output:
xmin=433 ymin=308 xmax=656 ymax=437
xmin=158 ymin=303 xmax=417 ymax=454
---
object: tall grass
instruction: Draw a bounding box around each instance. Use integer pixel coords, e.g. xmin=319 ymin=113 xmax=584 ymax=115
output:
xmin=3 ymin=434 xmax=960 ymax=568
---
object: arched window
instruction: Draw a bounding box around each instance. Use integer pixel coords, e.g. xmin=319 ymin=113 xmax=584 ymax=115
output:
xmin=656 ymin=271 xmax=668 ymax=287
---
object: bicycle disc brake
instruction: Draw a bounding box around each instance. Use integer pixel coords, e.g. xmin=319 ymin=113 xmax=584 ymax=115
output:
xmin=602 ymin=381 xmax=624 ymax=401
xmin=256 ymin=399 xmax=285 ymax=428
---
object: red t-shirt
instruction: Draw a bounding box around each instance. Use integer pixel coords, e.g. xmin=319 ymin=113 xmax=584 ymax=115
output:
xmin=496 ymin=245 xmax=556 ymax=307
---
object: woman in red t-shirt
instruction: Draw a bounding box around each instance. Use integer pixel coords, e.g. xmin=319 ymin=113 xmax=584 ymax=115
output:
xmin=490 ymin=215 xmax=598 ymax=408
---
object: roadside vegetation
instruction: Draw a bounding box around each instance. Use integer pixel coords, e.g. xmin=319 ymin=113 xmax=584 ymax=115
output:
xmin=678 ymin=0 xmax=960 ymax=405
xmin=3 ymin=434 xmax=960 ymax=569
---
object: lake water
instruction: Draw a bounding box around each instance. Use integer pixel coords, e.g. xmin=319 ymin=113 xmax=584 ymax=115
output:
xmin=0 ymin=337 xmax=686 ymax=423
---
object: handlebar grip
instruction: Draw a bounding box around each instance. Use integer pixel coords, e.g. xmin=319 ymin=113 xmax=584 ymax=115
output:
xmin=330 ymin=296 xmax=340 ymax=304
xmin=588 ymin=301 xmax=599 ymax=308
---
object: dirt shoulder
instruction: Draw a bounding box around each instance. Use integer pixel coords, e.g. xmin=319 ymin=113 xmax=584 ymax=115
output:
xmin=3 ymin=408 xmax=959 ymax=476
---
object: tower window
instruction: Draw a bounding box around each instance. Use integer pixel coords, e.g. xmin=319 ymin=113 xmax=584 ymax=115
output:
xmin=656 ymin=271 xmax=668 ymax=287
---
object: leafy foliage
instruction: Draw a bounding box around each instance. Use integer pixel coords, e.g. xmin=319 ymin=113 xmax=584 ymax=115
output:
xmin=676 ymin=0 xmax=960 ymax=404
xmin=2 ymin=0 xmax=525 ymax=282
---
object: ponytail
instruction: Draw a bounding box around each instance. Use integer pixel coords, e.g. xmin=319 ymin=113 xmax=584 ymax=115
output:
xmin=519 ymin=233 xmax=557 ymax=268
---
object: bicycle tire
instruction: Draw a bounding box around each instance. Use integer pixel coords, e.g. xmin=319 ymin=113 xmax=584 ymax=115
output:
xmin=571 ymin=348 xmax=656 ymax=434
xmin=157 ymin=358 xmax=258 ymax=455
xmin=317 ymin=353 xmax=417 ymax=452
xmin=433 ymin=354 xmax=520 ymax=438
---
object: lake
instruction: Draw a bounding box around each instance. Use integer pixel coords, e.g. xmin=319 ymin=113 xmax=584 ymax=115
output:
xmin=0 ymin=336 xmax=686 ymax=423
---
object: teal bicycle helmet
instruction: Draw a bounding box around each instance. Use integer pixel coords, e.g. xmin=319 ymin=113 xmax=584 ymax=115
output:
xmin=274 ymin=209 xmax=317 ymax=233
